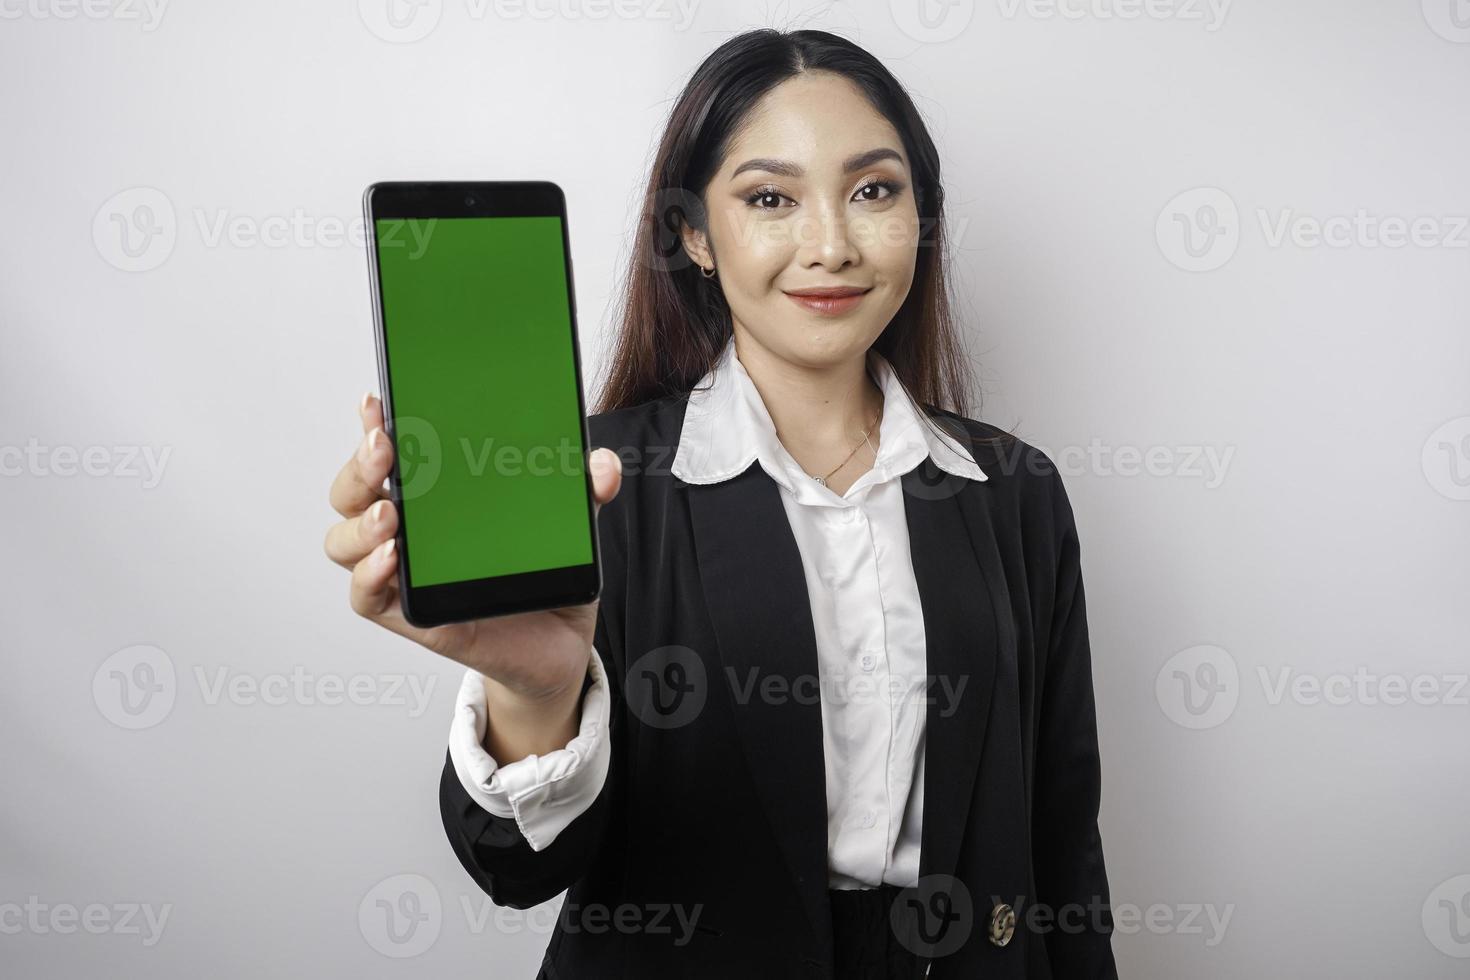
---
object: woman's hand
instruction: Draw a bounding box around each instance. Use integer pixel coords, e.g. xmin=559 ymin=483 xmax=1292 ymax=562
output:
xmin=324 ymin=392 xmax=622 ymax=759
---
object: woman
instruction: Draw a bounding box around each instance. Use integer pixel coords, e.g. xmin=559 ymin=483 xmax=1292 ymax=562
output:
xmin=325 ymin=28 xmax=1116 ymax=980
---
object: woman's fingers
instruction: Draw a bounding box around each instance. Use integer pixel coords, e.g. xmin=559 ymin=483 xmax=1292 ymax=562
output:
xmin=331 ymin=397 xmax=623 ymax=639
xmin=325 ymin=392 xmax=397 ymax=567
xmin=360 ymin=390 xmax=385 ymax=435
xmin=329 ymin=421 xmax=393 ymax=518
xmin=328 ymin=391 xmax=390 ymax=521
xmin=347 ymin=536 xmax=460 ymax=653
xmin=324 ymin=496 xmax=398 ymax=569
xmin=349 ymin=536 xmax=402 ymax=620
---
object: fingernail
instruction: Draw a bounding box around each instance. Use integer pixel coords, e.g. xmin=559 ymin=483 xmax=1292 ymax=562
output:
xmin=370 ymin=500 xmax=387 ymax=527
xmin=359 ymin=391 xmax=372 ymax=415
xmin=382 ymin=537 xmax=396 ymax=562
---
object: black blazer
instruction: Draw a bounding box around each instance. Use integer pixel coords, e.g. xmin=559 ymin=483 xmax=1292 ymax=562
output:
xmin=440 ymin=393 xmax=1118 ymax=979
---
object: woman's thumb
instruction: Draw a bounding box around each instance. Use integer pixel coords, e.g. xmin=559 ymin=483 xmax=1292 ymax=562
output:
xmin=590 ymin=447 xmax=623 ymax=508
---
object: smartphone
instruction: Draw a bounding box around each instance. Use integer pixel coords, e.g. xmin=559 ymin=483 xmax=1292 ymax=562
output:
xmin=363 ymin=181 xmax=600 ymax=628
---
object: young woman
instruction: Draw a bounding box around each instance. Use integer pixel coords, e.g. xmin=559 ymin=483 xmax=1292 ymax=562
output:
xmin=325 ymin=28 xmax=1116 ymax=980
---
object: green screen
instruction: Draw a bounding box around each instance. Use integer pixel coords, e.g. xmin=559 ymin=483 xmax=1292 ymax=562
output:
xmin=375 ymin=215 xmax=591 ymax=588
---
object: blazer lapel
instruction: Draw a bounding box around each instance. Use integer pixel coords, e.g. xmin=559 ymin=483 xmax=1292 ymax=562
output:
xmin=903 ymin=460 xmax=1001 ymax=888
xmin=685 ymin=462 xmax=833 ymax=963
xmin=684 ymin=455 xmax=1007 ymax=966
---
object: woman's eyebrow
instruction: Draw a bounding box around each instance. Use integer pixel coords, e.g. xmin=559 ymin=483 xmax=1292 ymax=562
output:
xmin=729 ymin=147 xmax=904 ymax=180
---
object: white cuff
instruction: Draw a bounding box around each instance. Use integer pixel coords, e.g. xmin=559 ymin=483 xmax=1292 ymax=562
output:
xmin=447 ymin=648 xmax=612 ymax=852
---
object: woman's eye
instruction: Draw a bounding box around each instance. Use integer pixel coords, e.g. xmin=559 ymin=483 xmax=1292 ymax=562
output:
xmin=744 ymin=188 xmax=790 ymax=210
xmin=853 ymin=179 xmax=900 ymax=203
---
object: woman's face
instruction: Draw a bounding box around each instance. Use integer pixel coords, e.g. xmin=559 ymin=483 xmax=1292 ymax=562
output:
xmin=684 ymin=71 xmax=922 ymax=370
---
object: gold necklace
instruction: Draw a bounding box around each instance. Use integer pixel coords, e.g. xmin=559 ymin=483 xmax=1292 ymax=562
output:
xmin=777 ymin=400 xmax=882 ymax=487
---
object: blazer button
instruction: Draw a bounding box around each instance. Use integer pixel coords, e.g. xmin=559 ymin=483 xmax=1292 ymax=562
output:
xmin=988 ymin=903 xmax=1016 ymax=947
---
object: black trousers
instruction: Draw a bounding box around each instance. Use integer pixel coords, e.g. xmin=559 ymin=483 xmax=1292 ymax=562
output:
xmin=828 ymin=886 xmax=926 ymax=979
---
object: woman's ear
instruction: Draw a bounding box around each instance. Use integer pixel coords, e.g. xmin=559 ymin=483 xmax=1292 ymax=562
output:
xmin=679 ymin=221 xmax=713 ymax=274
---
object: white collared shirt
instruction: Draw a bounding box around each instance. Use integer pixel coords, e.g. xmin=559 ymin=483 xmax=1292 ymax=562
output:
xmin=448 ymin=334 xmax=987 ymax=888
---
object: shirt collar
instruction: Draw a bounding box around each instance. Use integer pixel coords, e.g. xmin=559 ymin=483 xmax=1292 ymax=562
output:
xmin=671 ymin=334 xmax=987 ymax=502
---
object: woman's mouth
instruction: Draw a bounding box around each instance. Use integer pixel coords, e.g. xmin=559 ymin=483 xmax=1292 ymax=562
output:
xmin=783 ymin=286 xmax=872 ymax=316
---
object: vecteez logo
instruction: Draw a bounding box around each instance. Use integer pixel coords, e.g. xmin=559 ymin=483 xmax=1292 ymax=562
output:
xmin=93 ymin=187 xmax=177 ymax=273
xmin=93 ymin=644 xmax=178 ymax=730
xmin=625 ymin=644 xmax=707 ymax=730
xmin=358 ymin=0 xmax=442 ymax=43
xmin=0 ymin=0 xmax=169 ymax=30
xmin=889 ymin=0 xmax=976 ymax=44
xmin=357 ymin=0 xmax=700 ymax=42
xmin=1422 ymin=416 xmax=1470 ymax=501
xmin=91 ymin=645 xmax=441 ymax=729
xmin=1155 ymin=644 xmax=1239 ymax=729
xmin=1156 ymin=643 xmax=1470 ymax=729
xmin=0 ymin=898 xmax=173 ymax=946
xmin=359 ymin=874 xmax=443 ymax=957
xmin=92 ymin=187 xmax=438 ymax=272
xmin=1422 ymin=0 xmax=1470 ymax=43
xmin=1423 ymin=874 xmax=1470 ymax=958
xmin=1158 ymin=186 xmax=1470 ymax=271
xmin=1155 ymin=187 xmax=1240 ymax=272
xmin=995 ymin=0 xmax=1231 ymax=31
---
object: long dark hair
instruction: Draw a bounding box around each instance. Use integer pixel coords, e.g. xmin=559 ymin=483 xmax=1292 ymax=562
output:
xmin=593 ymin=28 xmax=1010 ymax=459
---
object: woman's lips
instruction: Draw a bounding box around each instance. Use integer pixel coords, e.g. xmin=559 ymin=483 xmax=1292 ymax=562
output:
xmin=783 ymin=288 xmax=871 ymax=316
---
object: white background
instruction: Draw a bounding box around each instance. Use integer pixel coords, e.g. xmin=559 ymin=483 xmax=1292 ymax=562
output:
xmin=2 ymin=0 xmax=1467 ymax=977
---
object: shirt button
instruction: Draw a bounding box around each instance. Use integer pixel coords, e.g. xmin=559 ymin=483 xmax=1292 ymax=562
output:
xmin=861 ymin=811 xmax=877 ymax=828
xmin=859 ymin=652 xmax=877 ymax=672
